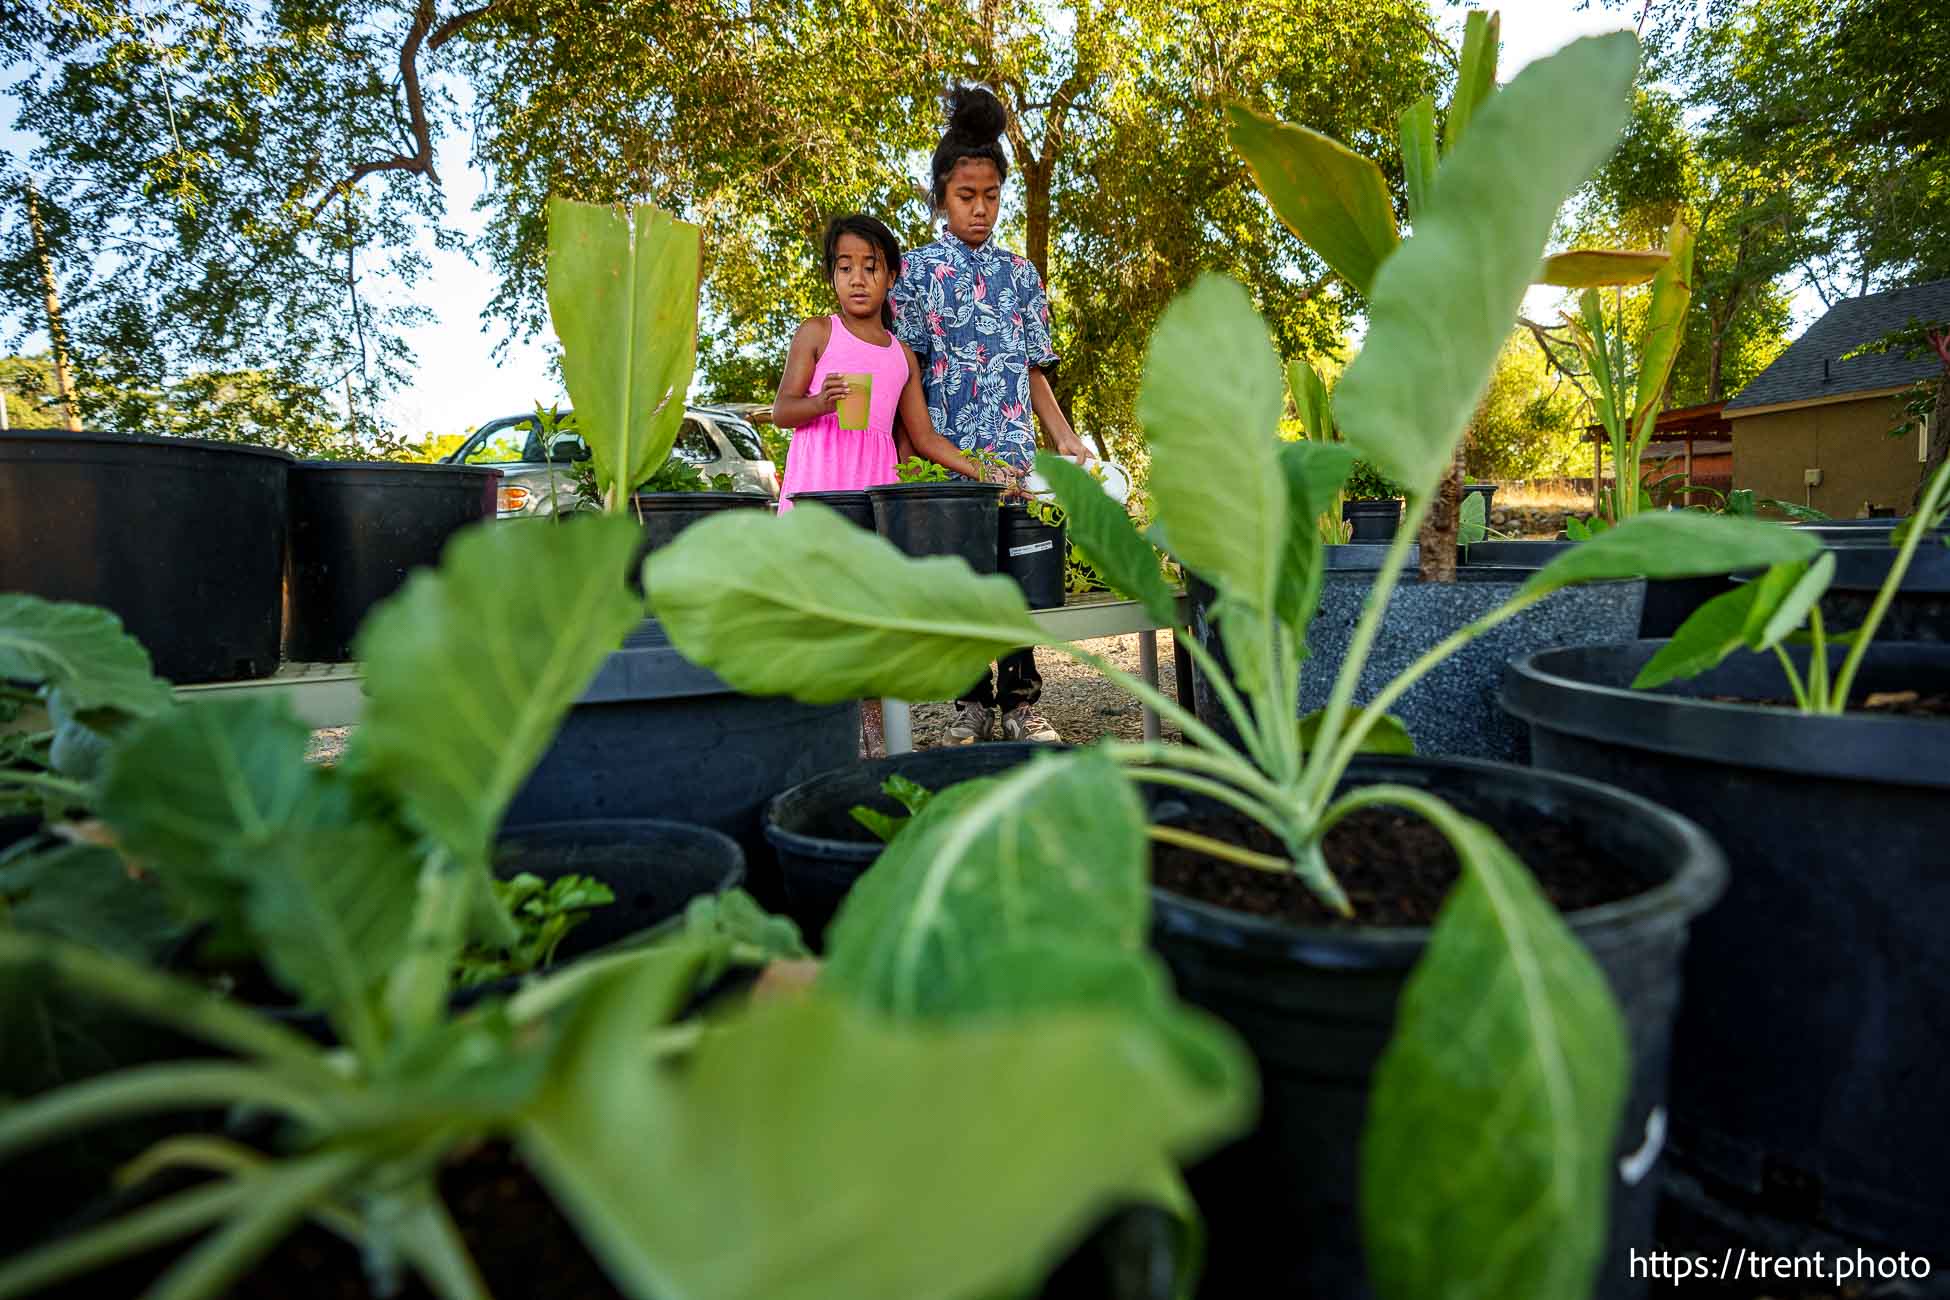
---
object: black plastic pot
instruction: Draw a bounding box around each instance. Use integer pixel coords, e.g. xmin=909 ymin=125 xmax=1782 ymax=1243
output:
xmin=0 ymin=431 xmax=291 ymax=683
xmin=1502 ymin=641 xmax=1950 ymax=1255
xmin=1462 ymin=481 xmax=1497 ymax=512
xmin=868 ymin=481 xmax=1005 ymax=572
xmin=629 ymin=491 xmax=772 ymax=575
xmin=999 ymin=504 xmax=1067 ymax=609
xmin=490 ymin=818 xmax=745 ymax=959
xmin=787 ymin=489 xmax=875 ymax=528
xmin=764 ymin=742 xmax=1057 ymax=946
xmin=1148 ymin=755 xmax=1725 ymax=1300
xmin=1458 ymin=538 xmax=1735 ymax=641
xmin=1340 ymin=497 xmax=1402 ymax=542
xmin=506 ymin=618 xmax=857 ymax=911
xmin=285 ymin=461 xmax=499 ymax=662
xmin=1792 ymin=515 xmax=1949 ymax=546
xmin=1809 ymin=541 xmax=1950 ymax=641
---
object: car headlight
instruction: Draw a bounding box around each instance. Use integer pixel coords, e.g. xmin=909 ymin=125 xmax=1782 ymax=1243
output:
xmin=498 ymin=484 xmax=533 ymax=513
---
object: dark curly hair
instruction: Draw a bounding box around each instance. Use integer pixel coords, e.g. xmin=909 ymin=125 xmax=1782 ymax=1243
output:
xmin=929 ymin=84 xmax=1009 ymax=208
xmin=822 ymin=213 xmax=902 ymax=328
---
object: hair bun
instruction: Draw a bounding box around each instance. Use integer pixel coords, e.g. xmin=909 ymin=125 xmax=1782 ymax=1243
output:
xmin=945 ymin=85 xmax=1006 ymax=145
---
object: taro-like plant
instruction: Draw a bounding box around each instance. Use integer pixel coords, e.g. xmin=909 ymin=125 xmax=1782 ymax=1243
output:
xmin=643 ymin=32 xmax=1822 ymax=1297
xmin=893 ymin=453 xmax=950 ymax=483
xmin=1635 ymin=454 xmax=1950 ymax=712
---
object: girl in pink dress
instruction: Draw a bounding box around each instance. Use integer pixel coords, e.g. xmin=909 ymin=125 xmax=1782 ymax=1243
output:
xmin=774 ymin=214 xmax=1009 ymax=509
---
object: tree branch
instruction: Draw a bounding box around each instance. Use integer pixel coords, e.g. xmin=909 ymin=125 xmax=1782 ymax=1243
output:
xmin=427 ymin=0 xmax=506 ymax=50
xmin=307 ymin=0 xmax=439 ymax=217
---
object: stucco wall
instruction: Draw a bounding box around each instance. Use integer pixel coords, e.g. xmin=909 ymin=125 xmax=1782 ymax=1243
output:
xmin=1731 ymin=393 xmax=1922 ymax=515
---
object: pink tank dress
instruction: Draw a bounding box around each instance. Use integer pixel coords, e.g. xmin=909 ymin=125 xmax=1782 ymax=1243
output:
xmin=777 ymin=316 xmax=905 ymax=511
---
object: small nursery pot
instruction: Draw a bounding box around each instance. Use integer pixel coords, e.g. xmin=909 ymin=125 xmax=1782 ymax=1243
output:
xmin=1147 ymin=755 xmax=1725 ymax=1300
xmin=1340 ymin=497 xmax=1402 ymax=542
xmin=786 ymin=489 xmax=875 ymax=529
xmin=763 ymin=742 xmax=1059 ymax=947
xmin=868 ymin=480 xmax=1005 ymax=572
xmin=285 ymin=461 xmax=500 ymax=662
xmin=0 ymin=430 xmax=292 ymax=683
xmin=998 ymin=504 xmax=1067 ymax=610
xmin=1502 ymin=640 xmax=1950 ymax=1254
xmin=490 ymin=818 xmax=746 ymax=959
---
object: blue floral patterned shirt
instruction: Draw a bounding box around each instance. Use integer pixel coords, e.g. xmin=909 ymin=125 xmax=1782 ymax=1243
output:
xmin=890 ymin=230 xmax=1059 ymax=473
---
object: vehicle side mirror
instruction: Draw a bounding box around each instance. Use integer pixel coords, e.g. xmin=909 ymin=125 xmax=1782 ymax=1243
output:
xmin=549 ymin=435 xmax=591 ymax=463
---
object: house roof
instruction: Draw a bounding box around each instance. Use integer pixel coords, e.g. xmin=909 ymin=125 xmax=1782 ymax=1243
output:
xmin=1726 ymin=277 xmax=1950 ymax=413
xmin=1584 ymin=400 xmax=1733 ymax=441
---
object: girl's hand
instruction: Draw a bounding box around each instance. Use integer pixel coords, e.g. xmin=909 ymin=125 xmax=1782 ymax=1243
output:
xmin=981 ymin=461 xmax=1029 ymax=498
xmin=815 ymin=374 xmax=851 ymax=412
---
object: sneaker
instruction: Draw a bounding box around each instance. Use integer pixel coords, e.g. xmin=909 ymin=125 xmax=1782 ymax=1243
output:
xmin=1001 ymin=705 xmax=1061 ymax=743
xmin=946 ymin=702 xmax=994 ymax=745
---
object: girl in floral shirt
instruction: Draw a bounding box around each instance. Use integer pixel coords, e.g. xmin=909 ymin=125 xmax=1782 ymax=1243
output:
xmin=892 ymin=85 xmax=1096 ymax=745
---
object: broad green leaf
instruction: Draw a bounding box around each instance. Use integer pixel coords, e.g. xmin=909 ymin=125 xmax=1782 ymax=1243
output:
xmin=1536 ymin=248 xmax=1668 ymax=288
xmin=1629 ymin=217 xmax=1696 ymax=430
xmin=1334 ymin=34 xmax=1641 ymax=500
xmin=1285 ymin=357 xmax=1334 ymax=442
xmin=546 ymin=198 xmax=702 ymax=505
xmin=521 ymin=969 xmax=1251 ymax=1300
xmin=823 ymin=750 xmax=1148 ymax=1018
xmin=1273 ymin=439 xmax=1356 ymax=629
xmin=355 ymin=515 xmax=645 ymax=868
xmin=1398 ymin=96 xmax=1438 ymax=222
xmin=1298 ymin=708 xmax=1414 ymax=755
xmin=99 ymin=696 xmax=343 ymax=923
xmin=1632 ymin=581 xmax=1763 ymax=689
xmin=1361 ymin=813 xmax=1627 ymax=1300
xmin=244 ymin=825 xmax=417 ymax=1042
xmin=1037 ymin=453 xmax=1177 ymax=626
xmin=1225 ymin=105 xmax=1399 ymax=297
xmin=680 ymin=888 xmax=811 ymax=968
xmin=647 ymin=496 xmax=1045 ymax=705
xmin=1459 ymin=490 xmax=1488 ymax=546
xmin=1737 ymin=555 xmax=1824 ymax=649
xmin=0 ymin=594 xmax=172 ymax=717
xmin=1444 ymin=9 xmax=1501 ymax=156
xmin=1520 ymin=512 xmax=1819 ymax=598
xmin=1135 ymin=275 xmax=1288 ymax=613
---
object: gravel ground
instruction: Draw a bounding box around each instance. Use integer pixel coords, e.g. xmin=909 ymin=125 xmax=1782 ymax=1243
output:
xmin=305 ymin=631 xmax=1185 ymax=762
xmin=906 ymin=630 xmax=1183 ymax=749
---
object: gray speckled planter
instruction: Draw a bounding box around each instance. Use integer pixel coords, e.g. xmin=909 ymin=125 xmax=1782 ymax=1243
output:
xmin=1299 ymin=569 xmax=1645 ymax=761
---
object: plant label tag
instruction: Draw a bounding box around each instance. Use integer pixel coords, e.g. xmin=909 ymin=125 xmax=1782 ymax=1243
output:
xmin=1009 ymin=540 xmax=1056 ymax=557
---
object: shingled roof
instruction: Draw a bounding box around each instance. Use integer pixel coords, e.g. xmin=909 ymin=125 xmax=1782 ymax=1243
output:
xmin=1725 ymin=277 xmax=1950 ymax=413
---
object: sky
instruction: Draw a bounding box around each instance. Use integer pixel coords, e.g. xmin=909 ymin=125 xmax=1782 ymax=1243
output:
xmin=3 ymin=2 xmax=1732 ymax=439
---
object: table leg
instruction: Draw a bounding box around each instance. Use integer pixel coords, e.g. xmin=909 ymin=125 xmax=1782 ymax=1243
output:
xmin=883 ymin=699 xmax=913 ymax=754
xmin=1138 ymin=631 xmax=1161 ymax=742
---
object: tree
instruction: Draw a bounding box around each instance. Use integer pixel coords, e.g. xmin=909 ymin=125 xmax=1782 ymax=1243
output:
xmin=1465 ymin=332 xmax=1586 ymax=481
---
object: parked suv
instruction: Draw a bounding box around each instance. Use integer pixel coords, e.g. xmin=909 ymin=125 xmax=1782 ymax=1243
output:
xmin=445 ymin=406 xmax=779 ymax=518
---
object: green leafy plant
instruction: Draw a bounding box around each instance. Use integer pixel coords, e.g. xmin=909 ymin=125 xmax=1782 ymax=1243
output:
xmin=644 ymin=32 xmax=1825 ymax=1298
xmin=454 ymin=873 xmax=616 ymax=989
xmin=1286 ymin=357 xmax=1354 ymax=542
xmin=0 ymin=198 xmax=1252 ymax=1300
xmin=893 ymin=454 xmax=950 ymax=483
xmin=1635 ymin=455 xmax=1950 ymax=712
xmin=848 ymin=773 xmax=935 ymax=843
xmin=638 ymin=458 xmax=738 ymax=494
xmin=1342 ymin=460 xmax=1405 ymax=502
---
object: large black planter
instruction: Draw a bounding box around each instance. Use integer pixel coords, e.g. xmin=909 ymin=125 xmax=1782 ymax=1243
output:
xmin=506 ymin=618 xmax=856 ymax=910
xmin=286 ymin=461 xmax=500 ymax=662
xmin=1460 ymin=537 xmax=1730 ymax=639
xmin=998 ymin=504 xmax=1067 ymax=609
xmin=786 ymin=490 xmax=875 ymax=529
xmin=629 ymin=491 xmax=772 ymax=578
xmin=1340 ymin=498 xmax=1402 ymax=542
xmin=0 ymin=431 xmax=291 ymax=683
xmin=763 ymin=743 xmax=1057 ymax=947
xmin=868 ymin=481 xmax=1005 ymax=572
xmin=1809 ymin=542 xmax=1950 ymax=642
xmin=1148 ymin=755 xmax=1725 ymax=1300
xmin=1502 ymin=641 xmax=1950 ymax=1255
xmin=1300 ymin=567 xmax=1643 ymax=761
xmin=490 ymin=819 xmax=745 ymax=959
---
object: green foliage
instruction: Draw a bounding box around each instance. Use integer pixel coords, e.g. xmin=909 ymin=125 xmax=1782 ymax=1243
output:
xmin=893 ymin=455 xmax=950 ymax=483
xmin=1225 ymin=106 xmax=1400 ymax=297
xmin=1465 ymin=332 xmax=1589 ymax=481
xmin=546 ymin=198 xmax=702 ymax=512
xmin=1520 ymin=511 xmax=1820 ymax=599
xmin=646 ymin=505 xmax=1047 ymax=704
xmin=1342 ymin=460 xmax=1405 ymax=501
xmin=353 ymin=513 xmax=647 ymax=872
xmin=1037 ymin=454 xmax=1178 ymax=626
xmin=456 ymin=874 xmax=616 ymax=988
xmin=1358 ymin=793 xmax=1627 ymax=1300
xmin=638 ymin=460 xmax=737 ymax=494
xmin=847 ymin=774 xmax=935 ymax=845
